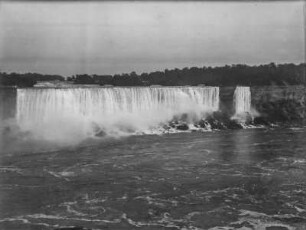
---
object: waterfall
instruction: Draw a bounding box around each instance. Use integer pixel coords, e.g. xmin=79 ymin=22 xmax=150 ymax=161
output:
xmin=16 ymin=86 xmax=219 ymax=141
xmin=233 ymin=86 xmax=251 ymax=118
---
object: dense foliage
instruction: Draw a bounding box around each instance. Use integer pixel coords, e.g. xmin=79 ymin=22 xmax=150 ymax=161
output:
xmin=69 ymin=63 xmax=306 ymax=86
xmin=1 ymin=63 xmax=305 ymax=87
xmin=0 ymin=72 xmax=64 ymax=87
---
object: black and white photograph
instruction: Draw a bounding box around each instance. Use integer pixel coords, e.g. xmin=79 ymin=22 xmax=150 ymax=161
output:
xmin=0 ymin=0 xmax=306 ymax=229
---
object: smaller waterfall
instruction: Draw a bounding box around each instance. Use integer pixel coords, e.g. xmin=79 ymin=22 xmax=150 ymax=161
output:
xmin=233 ymin=86 xmax=251 ymax=119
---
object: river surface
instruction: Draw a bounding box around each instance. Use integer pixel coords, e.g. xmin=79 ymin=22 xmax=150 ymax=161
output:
xmin=1 ymin=127 xmax=306 ymax=230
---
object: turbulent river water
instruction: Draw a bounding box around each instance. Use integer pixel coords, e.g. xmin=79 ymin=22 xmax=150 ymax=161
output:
xmin=1 ymin=127 xmax=306 ymax=230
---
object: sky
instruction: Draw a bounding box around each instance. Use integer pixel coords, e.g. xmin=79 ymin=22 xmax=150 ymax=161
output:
xmin=0 ymin=1 xmax=305 ymax=76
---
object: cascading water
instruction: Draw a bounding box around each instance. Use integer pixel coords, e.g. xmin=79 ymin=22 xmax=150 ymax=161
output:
xmin=233 ymin=86 xmax=251 ymax=121
xmin=16 ymin=87 xmax=219 ymax=142
xmin=233 ymin=86 xmax=251 ymax=114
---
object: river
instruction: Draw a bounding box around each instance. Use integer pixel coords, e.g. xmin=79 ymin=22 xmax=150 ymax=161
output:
xmin=1 ymin=127 xmax=306 ymax=230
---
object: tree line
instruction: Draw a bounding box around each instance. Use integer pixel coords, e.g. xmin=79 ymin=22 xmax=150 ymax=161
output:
xmin=1 ymin=63 xmax=305 ymax=87
xmin=0 ymin=72 xmax=64 ymax=87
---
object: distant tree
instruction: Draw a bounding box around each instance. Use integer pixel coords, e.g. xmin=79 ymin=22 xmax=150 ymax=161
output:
xmin=1 ymin=63 xmax=305 ymax=87
xmin=0 ymin=72 xmax=66 ymax=87
xmin=92 ymin=75 xmax=113 ymax=85
xmin=74 ymin=74 xmax=94 ymax=84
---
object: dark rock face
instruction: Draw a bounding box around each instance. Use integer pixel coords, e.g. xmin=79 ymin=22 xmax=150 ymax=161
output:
xmin=219 ymin=87 xmax=236 ymax=116
xmin=203 ymin=112 xmax=244 ymax=130
xmin=0 ymin=87 xmax=17 ymax=121
xmin=251 ymin=85 xmax=306 ymax=124
xmin=174 ymin=123 xmax=189 ymax=131
xmin=169 ymin=112 xmax=248 ymax=131
xmin=253 ymin=116 xmax=270 ymax=126
xmin=176 ymin=123 xmax=189 ymax=131
xmin=197 ymin=119 xmax=210 ymax=129
xmin=205 ymin=112 xmax=227 ymax=129
xmin=257 ymin=100 xmax=305 ymax=122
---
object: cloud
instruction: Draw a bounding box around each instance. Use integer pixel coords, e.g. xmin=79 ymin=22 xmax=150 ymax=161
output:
xmin=0 ymin=1 xmax=304 ymax=75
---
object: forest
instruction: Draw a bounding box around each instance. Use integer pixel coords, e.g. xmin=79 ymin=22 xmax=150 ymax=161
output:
xmin=1 ymin=63 xmax=305 ymax=87
xmin=0 ymin=72 xmax=64 ymax=87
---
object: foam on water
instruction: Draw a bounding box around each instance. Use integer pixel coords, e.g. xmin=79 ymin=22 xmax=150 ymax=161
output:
xmin=16 ymin=87 xmax=219 ymax=142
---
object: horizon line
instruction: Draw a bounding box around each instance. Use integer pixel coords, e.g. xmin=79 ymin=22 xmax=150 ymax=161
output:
xmin=1 ymin=61 xmax=305 ymax=77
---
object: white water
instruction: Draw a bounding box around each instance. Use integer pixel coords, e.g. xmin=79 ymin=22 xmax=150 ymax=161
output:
xmin=233 ymin=86 xmax=252 ymax=122
xmin=16 ymin=87 xmax=219 ymax=142
xmin=234 ymin=86 xmax=251 ymax=114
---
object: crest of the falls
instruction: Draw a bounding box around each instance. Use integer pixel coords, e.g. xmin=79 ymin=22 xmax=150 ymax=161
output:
xmin=233 ymin=86 xmax=251 ymax=121
xmin=16 ymin=87 xmax=219 ymax=142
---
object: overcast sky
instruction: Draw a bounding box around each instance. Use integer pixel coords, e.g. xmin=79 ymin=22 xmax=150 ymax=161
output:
xmin=0 ymin=1 xmax=304 ymax=76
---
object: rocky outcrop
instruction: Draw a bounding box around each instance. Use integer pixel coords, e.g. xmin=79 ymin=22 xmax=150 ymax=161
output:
xmin=0 ymin=87 xmax=17 ymax=122
xmin=251 ymin=85 xmax=306 ymax=124
xmin=219 ymin=87 xmax=236 ymax=116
